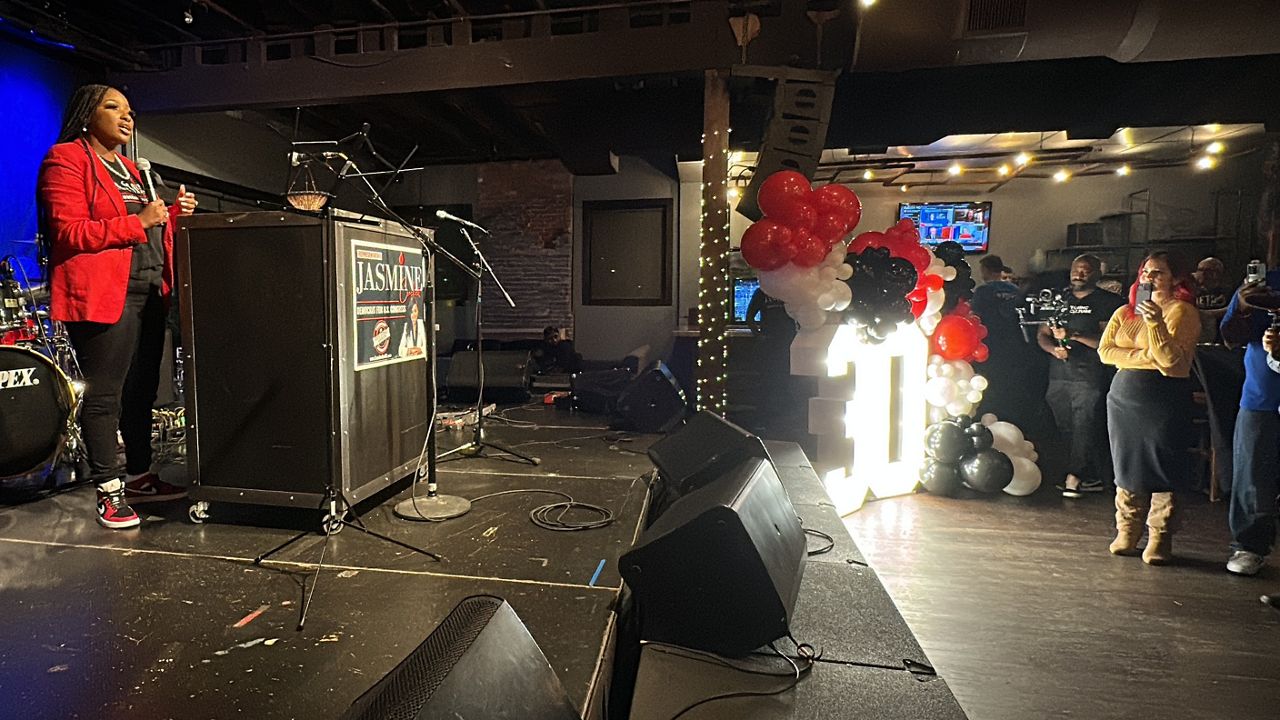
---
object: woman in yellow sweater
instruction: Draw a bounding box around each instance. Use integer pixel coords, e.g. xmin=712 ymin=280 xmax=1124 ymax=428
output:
xmin=1098 ymin=251 xmax=1201 ymax=565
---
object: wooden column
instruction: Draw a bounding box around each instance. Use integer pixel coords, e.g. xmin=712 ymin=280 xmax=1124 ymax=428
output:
xmin=697 ymin=68 xmax=731 ymax=413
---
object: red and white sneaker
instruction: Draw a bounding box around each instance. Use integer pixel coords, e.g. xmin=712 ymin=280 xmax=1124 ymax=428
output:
xmin=124 ymin=472 xmax=187 ymax=503
xmin=97 ymin=479 xmax=141 ymax=529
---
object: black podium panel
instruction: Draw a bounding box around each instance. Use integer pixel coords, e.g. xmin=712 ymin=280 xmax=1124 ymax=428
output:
xmin=178 ymin=212 xmax=432 ymax=508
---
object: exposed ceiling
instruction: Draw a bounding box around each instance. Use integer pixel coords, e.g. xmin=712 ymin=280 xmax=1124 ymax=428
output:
xmin=5 ymin=0 xmax=1280 ymax=183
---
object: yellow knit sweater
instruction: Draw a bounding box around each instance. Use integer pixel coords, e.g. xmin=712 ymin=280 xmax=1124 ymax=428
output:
xmin=1097 ymin=299 xmax=1200 ymax=378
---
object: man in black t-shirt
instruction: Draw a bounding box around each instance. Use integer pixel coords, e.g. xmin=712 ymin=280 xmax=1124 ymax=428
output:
xmin=1038 ymin=254 xmax=1126 ymax=497
xmin=1194 ymin=256 xmax=1232 ymax=344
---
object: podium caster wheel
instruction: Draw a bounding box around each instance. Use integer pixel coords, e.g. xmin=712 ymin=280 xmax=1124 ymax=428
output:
xmin=322 ymin=512 xmax=345 ymax=535
xmin=189 ymin=501 xmax=210 ymax=524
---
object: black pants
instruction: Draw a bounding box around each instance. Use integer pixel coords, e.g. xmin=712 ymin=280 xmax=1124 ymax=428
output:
xmin=1046 ymin=376 xmax=1112 ymax=483
xmin=66 ymin=289 xmax=166 ymax=485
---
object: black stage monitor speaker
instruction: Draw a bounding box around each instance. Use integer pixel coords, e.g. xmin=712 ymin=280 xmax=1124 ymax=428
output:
xmin=620 ymin=457 xmax=806 ymax=658
xmin=342 ymin=595 xmax=578 ymax=720
xmin=446 ymin=350 xmax=531 ymax=403
xmin=648 ymin=410 xmax=770 ymax=496
xmin=571 ymin=367 xmax=633 ymax=415
xmin=615 ymin=362 xmax=687 ymax=433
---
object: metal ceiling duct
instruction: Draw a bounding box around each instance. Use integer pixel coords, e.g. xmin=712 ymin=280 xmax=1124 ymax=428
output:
xmin=855 ymin=0 xmax=1280 ymax=71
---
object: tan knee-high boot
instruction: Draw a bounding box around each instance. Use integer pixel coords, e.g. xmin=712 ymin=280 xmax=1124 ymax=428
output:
xmin=1143 ymin=492 xmax=1176 ymax=565
xmin=1111 ymin=489 xmax=1149 ymax=556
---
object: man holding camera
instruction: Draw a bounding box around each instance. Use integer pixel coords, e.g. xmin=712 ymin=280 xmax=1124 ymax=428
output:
xmin=1038 ymin=254 xmax=1125 ymax=497
xmin=1219 ymin=270 xmax=1280 ymax=575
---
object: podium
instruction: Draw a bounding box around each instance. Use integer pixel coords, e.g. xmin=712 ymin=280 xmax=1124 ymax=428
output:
xmin=177 ymin=212 xmax=433 ymax=510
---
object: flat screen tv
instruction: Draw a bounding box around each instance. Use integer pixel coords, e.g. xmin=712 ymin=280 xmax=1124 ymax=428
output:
xmin=731 ymin=277 xmax=760 ymax=323
xmin=898 ymin=201 xmax=992 ymax=254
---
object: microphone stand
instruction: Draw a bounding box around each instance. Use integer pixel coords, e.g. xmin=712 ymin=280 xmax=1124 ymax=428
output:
xmin=435 ymin=222 xmax=540 ymax=467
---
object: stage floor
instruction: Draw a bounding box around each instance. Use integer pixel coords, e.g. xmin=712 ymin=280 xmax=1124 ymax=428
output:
xmin=0 ymin=404 xmax=654 ymax=720
xmin=846 ymin=485 xmax=1280 ymax=720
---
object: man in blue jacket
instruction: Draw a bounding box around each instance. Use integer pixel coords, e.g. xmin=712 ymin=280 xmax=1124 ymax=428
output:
xmin=1220 ymin=273 xmax=1280 ymax=575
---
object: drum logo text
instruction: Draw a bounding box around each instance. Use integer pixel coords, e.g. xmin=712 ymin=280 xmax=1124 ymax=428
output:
xmin=0 ymin=367 xmax=39 ymax=389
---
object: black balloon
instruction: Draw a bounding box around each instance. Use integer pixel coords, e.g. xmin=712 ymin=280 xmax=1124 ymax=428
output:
xmin=960 ymin=448 xmax=1015 ymax=493
xmin=920 ymin=460 xmax=964 ymax=497
xmin=842 ymin=246 xmax=920 ymax=338
xmin=966 ymin=423 xmax=994 ymax=451
xmin=924 ymin=421 xmax=969 ymax=464
xmin=934 ymin=240 xmax=976 ymax=314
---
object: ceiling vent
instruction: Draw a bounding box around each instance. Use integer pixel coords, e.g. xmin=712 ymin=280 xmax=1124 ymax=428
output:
xmin=965 ymin=0 xmax=1027 ymax=34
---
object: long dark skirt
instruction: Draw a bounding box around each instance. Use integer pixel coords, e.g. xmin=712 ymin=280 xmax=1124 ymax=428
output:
xmin=1107 ymin=369 xmax=1195 ymax=494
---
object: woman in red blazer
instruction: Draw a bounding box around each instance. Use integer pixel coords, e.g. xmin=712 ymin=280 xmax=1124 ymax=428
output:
xmin=38 ymin=84 xmax=198 ymax=529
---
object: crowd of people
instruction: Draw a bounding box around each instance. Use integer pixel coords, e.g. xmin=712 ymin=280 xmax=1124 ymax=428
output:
xmin=974 ymin=251 xmax=1278 ymax=573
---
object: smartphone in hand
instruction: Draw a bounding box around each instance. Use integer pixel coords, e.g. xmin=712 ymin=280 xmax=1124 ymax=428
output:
xmin=1134 ymin=282 xmax=1154 ymax=306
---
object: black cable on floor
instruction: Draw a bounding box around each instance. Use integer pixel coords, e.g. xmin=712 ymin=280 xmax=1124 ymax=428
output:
xmin=469 ymin=488 xmax=615 ymax=531
xmin=659 ymin=638 xmax=816 ymax=720
xmin=802 ymin=527 xmax=836 ymax=557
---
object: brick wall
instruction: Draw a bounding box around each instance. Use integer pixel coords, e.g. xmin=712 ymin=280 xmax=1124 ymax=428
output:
xmin=474 ymin=160 xmax=574 ymax=337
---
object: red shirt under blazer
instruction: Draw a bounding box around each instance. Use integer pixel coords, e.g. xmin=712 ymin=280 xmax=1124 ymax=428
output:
xmin=37 ymin=139 xmax=180 ymax=324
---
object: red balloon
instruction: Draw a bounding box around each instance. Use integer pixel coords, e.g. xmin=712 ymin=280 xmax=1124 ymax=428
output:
xmin=740 ymin=219 xmax=795 ymax=271
xmin=812 ymin=184 xmax=862 ymax=231
xmin=909 ymin=297 xmax=927 ymax=318
xmin=894 ymin=218 xmax=917 ymax=236
xmin=773 ymin=198 xmax=818 ymax=231
xmin=813 ymin=212 xmax=850 ymax=244
xmin=850 ymin=230 xmax=885 ymax=254
xmin=931 ymin=315 xmax=980 ymax=361
xmin=758 ymin=171 xmax=814 ymax=219
xmin=973 ymin=343 xmax=990 ymax=363
xmin=790 ymin=230 xmax=828 ymax=268
xmin=922 ymin=273 xmax=944 ymax=291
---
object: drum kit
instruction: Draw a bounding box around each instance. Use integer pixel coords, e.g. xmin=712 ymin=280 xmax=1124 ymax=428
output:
xmin=0 ymin=249 xmax=87 ymax=492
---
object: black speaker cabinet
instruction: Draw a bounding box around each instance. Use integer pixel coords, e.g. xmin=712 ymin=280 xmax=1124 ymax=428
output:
xmin=445 ymin=349 xmax=531 ymax=403
xmin=648 ymin=411 xmax=770 ymax=495
xmin=342 ymin=595 xmax=578 ymax=720
xmin=615 ymin=362 xmax=687 ymax=433
xmin=571 ymin=367 xmax=633 ymax=415
xmin=620 ymin=456 xmax=806 ymax=658
xmin=177 ymin=212 xmax=432 ymax=509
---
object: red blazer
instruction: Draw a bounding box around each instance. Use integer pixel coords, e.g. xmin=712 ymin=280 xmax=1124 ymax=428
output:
xmin=37 ymin=139 xmax=180 ymax=324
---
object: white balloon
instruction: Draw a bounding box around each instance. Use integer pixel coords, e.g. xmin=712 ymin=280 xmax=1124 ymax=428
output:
xmin=981 ymin=413 xmax=998 ymax=426
xmin=817 ymin=292 xmax=837 ymax=311
xmin=1021 ymin=440 xmax=1035 ymax=453
xmin=925 ymin=377 xmax=959 ymax=407
xmin=946 ymin=400 xmax=972 ymax=417
xmin=1003 ymin=457 xmax=1042 ymax=496
xmin=820 ymin=266 xmax=838 ymax=282
xmin=989 ymin=422 xmax=1026 ymax=456
xmin=928 ymin=406 xmax=949 ymax=424
xmin=926 ymin=364 xmax=941 ymax=379
xmin=966 ymin=390 xmax=983 ymax=404
xmin=1028 ymin=451 xmax=1039 ymax=462
xmin=970 ymin=375 xmax=989 ymax=391
xmin=836 ymin=263 xmax=853 ymax=280
xmin=939 ymin=363 xmax=956 ymax=378
xmin=941 ymin=266 xmax=958 ymax=281
xmin=929 ymin=354 xmax=944 ymax=367
xmin=951 ymin=361 xmax=975 ymax=381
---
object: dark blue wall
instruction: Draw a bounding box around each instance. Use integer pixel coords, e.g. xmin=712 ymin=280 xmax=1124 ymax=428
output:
xmin=0 ymin=38 xmax=79 ymax=283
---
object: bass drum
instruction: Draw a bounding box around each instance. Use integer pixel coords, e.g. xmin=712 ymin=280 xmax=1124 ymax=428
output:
xmin=0 ymin=345 xmax=76 ymax=487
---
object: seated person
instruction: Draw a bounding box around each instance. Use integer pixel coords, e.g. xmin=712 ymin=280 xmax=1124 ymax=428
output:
xmin=533 ymin=326 xmax=581 ymax=373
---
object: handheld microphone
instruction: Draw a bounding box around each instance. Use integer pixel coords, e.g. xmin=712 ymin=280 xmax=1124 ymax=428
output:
xmin=434 ymin=209 xmax=489 ymax=234
xmin=136 ymin=158 xmax=159 ymax=203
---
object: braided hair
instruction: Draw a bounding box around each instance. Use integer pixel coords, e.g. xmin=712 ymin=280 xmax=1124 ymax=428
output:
xmin=56 ymin=84 xmax=112 ymax=144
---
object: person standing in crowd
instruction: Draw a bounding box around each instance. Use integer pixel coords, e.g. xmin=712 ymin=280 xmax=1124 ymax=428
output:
xmin=1000 ymin=265 xmax=1015 ymax=283
xmin=971 ymin=260 xmax=1052 ymax=437
xmin=977 ymin=254 xmax=1005 ymax=285
xmin=1098 ymin=251 xmax=1200 ymax=565
xmin=38 ymin=85 xmax=198 ymax=529
xmin=1218 ymin=272 xmax=1280 ymax=575
xmin=1194 ymin=256 xmax=1233 ymax=344
xmin=1038 ymin=255 xmax=1125 ymax=497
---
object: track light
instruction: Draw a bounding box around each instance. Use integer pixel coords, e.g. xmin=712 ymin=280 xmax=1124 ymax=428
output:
xmin=1206 ymin=141 xmax=1224 ymax=155
xmin=862 ymin=169 xmax=874 ymax=181
xmin=1014 ymin=152 xmax=1031 ymax=167
xmin=1053 ymin=169 xmax=1070 ymax=183
xmin=183 ymin=3 xmax=195 ymax=24
xmin=1115 ymin=164 xmax=1131 ymax=177
xmin=948 ymin=162 xmax=963 ymax=176
xmin=900 ymin=185 xmax=908 ymax=192
xmin=997 ymin=164 xmax=1010 ymax=177
xmin=859 ymin=0 xmax=877 ymax=7
xmin=1196 ymin=155 xmax=1217 ymax=170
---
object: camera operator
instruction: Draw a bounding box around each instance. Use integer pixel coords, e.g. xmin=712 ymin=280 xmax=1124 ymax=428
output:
xmin=1219 ymin=271 xmax=1280 ymax=576
xmin=1038 ymin=255 xmax=1125 ymax=497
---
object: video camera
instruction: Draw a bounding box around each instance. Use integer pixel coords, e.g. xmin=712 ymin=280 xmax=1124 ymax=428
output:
xmin=1014 ymin=289 xmax=1072 ymax=343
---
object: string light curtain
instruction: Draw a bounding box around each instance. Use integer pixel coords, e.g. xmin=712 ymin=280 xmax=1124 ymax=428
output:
xmin=697 ymin=69 xmax=731 ymax=413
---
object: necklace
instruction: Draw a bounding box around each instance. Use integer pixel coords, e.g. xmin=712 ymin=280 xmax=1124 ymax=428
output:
xmin=98 ymin=153 xmax=131 ymax=181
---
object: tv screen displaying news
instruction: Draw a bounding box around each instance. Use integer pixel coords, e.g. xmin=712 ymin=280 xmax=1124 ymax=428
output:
xmin=898 ymin=201 xmax=992 ymax=254
xmin=731 ymin=277 xmax=760 ymax=323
